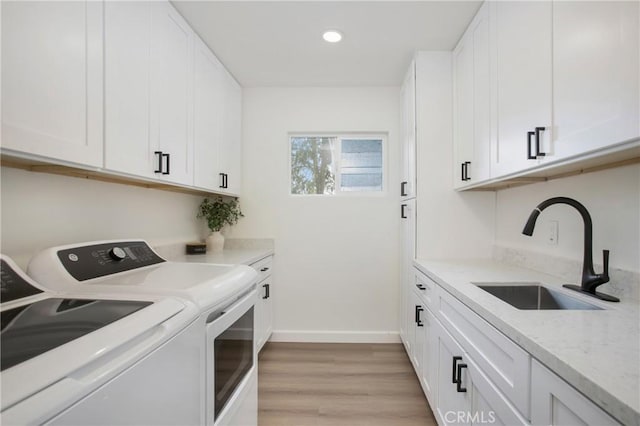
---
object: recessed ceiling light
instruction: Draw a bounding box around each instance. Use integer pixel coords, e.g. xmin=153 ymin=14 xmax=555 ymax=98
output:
xmin=323 ymin=30 xmax=343 ymax=43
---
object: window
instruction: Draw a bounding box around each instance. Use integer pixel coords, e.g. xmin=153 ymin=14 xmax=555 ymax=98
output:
xmin=290 ymin=134 xmax=385 ymax=195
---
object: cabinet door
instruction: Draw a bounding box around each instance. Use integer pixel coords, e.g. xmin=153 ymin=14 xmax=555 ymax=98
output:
xmin=104 ymin=1 xmax=154 ymax=177
xmin=418 ymin=307 xmax=437 ymax=406
xmin=256 ymin=279 xmax=273 ymax=352
xmin=262 ymin=280 xmax=273 ymax=350
xmin=466 ymin=356 xmax=527 ymax=426
xmin=218 ymin=71 xmax=242 ymax=195
xmin=531 ymin=360 xmax=619 ymax=425
xmin=435 ymin=321 xmax=470 ymax=426
xmin=453 ymin=32 xmax=474 ymax=188
xmin=2 ymin=1 xmax=103 ymax=167
xmin=400 ymin=62 xmax=416 ymax=199
xmin=552 ymin=1 xmax=639 ymax=159
xmin=193 ymin=36 xmax=224 ymax=190
xmin=400 ymin=200 xmax=416 ymax=350
xmin=491 ymin=1 xmax=552 ymax=177
xmin=151 ymin=1 xmax=194 ymax=186
xmin=453 ymin=3 xmax=490 ymax=188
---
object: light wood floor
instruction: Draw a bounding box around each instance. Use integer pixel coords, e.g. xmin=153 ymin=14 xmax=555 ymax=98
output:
xmin=258 ymin=342 xmax=438 ymax=426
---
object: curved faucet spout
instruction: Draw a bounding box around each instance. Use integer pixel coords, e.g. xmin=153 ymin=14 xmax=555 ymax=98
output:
xmin=521 ymin=197 xmax=617 ymax=302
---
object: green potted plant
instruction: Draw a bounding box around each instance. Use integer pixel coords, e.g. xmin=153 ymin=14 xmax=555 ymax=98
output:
xmin=197 ymin=197 xmax=244 ymax=253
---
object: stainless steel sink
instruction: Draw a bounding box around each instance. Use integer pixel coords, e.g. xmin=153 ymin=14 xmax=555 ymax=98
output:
xmin=473 ymin=282 xmax=603 ymax=310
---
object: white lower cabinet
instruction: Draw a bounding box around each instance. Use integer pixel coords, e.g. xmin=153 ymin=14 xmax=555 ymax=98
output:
xmin=251 ymin=256 xmax=274 ymax=351
xmin=434 ymin=322 xmax=527 ymax=426
xmin=531 ymin=360 xmax=619 ymax=426
xmin=405 ymin=266 xmax=619 ymax=425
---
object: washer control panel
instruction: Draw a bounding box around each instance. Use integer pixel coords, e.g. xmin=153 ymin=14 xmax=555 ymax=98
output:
xmin=1 ymin=259 xmax=43 ymax=303
xmin=57 ymin=241 xmax=165 ymax=281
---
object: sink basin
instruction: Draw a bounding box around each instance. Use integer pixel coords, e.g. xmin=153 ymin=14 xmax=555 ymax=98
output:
xmin=473 ymin=283 xmax=603 ymax=310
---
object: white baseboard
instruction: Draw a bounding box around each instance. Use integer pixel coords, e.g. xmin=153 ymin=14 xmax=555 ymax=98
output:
xmin=269 ymin=330 xmax=400 ymax=344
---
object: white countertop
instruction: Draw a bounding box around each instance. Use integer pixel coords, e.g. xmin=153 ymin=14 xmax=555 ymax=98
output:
xmin=414 ymin=258 xmax=640 ymax=426
xmin=168 ymin=248 xmax=274 ymax=266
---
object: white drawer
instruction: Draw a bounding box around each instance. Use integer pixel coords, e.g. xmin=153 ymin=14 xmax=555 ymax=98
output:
xmin=437 ymin=287 xmax=531 ymax=419
xmin=413 ymin=267 xmax=437 ymax=313
xmin=250 ymin=255 xmax=273 ymax=282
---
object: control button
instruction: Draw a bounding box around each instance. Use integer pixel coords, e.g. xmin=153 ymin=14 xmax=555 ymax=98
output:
xmin=109 ymin=247 xmax=127 ymax=261
xmin=68 ymin=254 xmax=79 ymax=262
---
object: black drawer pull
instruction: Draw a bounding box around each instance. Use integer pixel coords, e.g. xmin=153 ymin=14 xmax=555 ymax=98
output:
xmin=260 ymin=267 xmax=269 ymax=272
xmin=456 ymin=363 xmax=468 ymax=392
xmin=401 ymin=181 xmax=408 ymax=196
xmin=464 ymin=161 xmax=471 ymax=181
xmin=262 ymin=283 xmax=270 ymax=299
xmin=527 ymin=131 xmax=536 ymax=159
xmin=452 ymin=356 xmax=462 ymax=383
xmin=162 ymin=153 xmax=170 ymax=175
xmin=535 ymin=126 xmax=547 ymax=157
xmin=416 ymin=284 xmax=426 ymax=290
xmin=154 ymin=151 xmax=163 ymax=173
xmin=401 ymin=204 xmax=407 ymax=219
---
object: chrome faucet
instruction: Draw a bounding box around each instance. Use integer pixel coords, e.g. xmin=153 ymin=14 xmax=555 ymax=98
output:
xmin=522 ymin=196 xmax=618 ymax=302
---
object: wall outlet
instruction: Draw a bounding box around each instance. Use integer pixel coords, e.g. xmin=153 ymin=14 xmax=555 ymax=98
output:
xmin=547 ymin=220 xmax=559 ymax=245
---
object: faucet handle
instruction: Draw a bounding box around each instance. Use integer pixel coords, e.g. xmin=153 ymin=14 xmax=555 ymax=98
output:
xmin=602 ymin=249 xmax=610 ymax=277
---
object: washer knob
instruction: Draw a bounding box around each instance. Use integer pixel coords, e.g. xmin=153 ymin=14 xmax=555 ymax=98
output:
xmin=109 ymin=247 xmax=127 ymax=261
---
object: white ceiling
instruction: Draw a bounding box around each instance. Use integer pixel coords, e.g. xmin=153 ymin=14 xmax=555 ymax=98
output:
xmin=172 ymin=1 xmax=482 ymax=87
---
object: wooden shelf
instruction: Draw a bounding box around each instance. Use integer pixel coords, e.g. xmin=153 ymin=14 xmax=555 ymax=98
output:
xmin=459 ymin=140 xmax=640 ymax=191
xmin=1 ymin=154 xmax=236 ymax=198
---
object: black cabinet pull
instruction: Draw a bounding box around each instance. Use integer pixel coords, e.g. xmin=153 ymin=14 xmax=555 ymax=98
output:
xmin=223 ymin=173 xmax=228 ymax=188
xmin=162 ymin=153 xmax=170 ymax=175
xmin=262 ymin=283 xmax=270 ymax=299
xmin=154 ymin=151 xmax=163 ymax=173
xmin=527 ymin=131 xmax=536 ymax=159
xmin=464 ymin=161 xmax=471 ymax=181
xmin=452 ymin=356 xmax=462 ymax=383
xmin=401 ymin=181 xmax=408 ymax=196
xmin=460 ymin=162 xmax=465 ymax=181
xmin=401 ymin=204 xmax=407 ymax=219
xmin=535 ymin=126 xmax=547 ymax=157
xmin=219 ymin=173 xmax=225 ymax=189
xmin=456 ymin=363 xmax=468 ymax=392
xmin=260 ymin=267 xmax=269 ymax=272
xmin=416 ymin=284 xmax=426 ymax=290
xmin=416 ymin=306 xmax=424 ymax=327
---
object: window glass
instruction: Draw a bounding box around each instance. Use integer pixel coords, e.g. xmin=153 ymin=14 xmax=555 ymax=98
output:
xmin=290 ymin=135 xmax=385 ymax=195
xmin=340 ymin=139 xmax=383 ymax=192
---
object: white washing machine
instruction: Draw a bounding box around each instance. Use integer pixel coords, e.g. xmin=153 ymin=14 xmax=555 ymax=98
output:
xmin=27 ymin=240 xmax=259 ymax=426
xmin=0 ymin=255 xmax=202 ymax=425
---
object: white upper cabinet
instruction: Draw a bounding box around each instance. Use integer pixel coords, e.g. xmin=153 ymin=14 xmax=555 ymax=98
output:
xmin=193 ymin=37 xmax=243 ymax=195
xmin=193 ymin=37 xmax=224 ymax=191
xmin=453 ymin=3 xmax=491 ymax=188
xmin=1 ymin=1 xmax=104 ymax=167
xmin=551 ymin=1 xmax=639 ymax=159
xmin=151 ymin=1 xmax=194 ymax=186
xmin=104 ymin=1 xmax=154 ymax=178
xmin=400 ymin=62 xmax=417 ymax=199
xmin=454 ymin=0 xmax=639 ymax=187
xmin=491 ymin=1 xmax=553 ymax=177
xmin=218 ymin=71 xmax=243 ymax=195
xmin=105 ymin=1 xmax=194 ymax=186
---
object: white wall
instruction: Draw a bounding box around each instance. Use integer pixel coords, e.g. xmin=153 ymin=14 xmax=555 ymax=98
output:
xmin=232 ymin=87 xmax=400 ymax=342
xmin=415 ymin=52 xmax=496 ymax=260
xmin=495 ymin=163 xmax=640 ymax=273
xmin=1 ymin=167 xmax=204 ymax=269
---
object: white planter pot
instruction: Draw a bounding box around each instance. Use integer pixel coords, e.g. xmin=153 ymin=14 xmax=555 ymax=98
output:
xmin=206 ymin=231 xmax=225 ymax=253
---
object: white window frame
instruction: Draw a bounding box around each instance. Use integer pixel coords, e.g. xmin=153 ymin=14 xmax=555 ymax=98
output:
xmin=288 ymin=133 xmax=387 ymax=197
